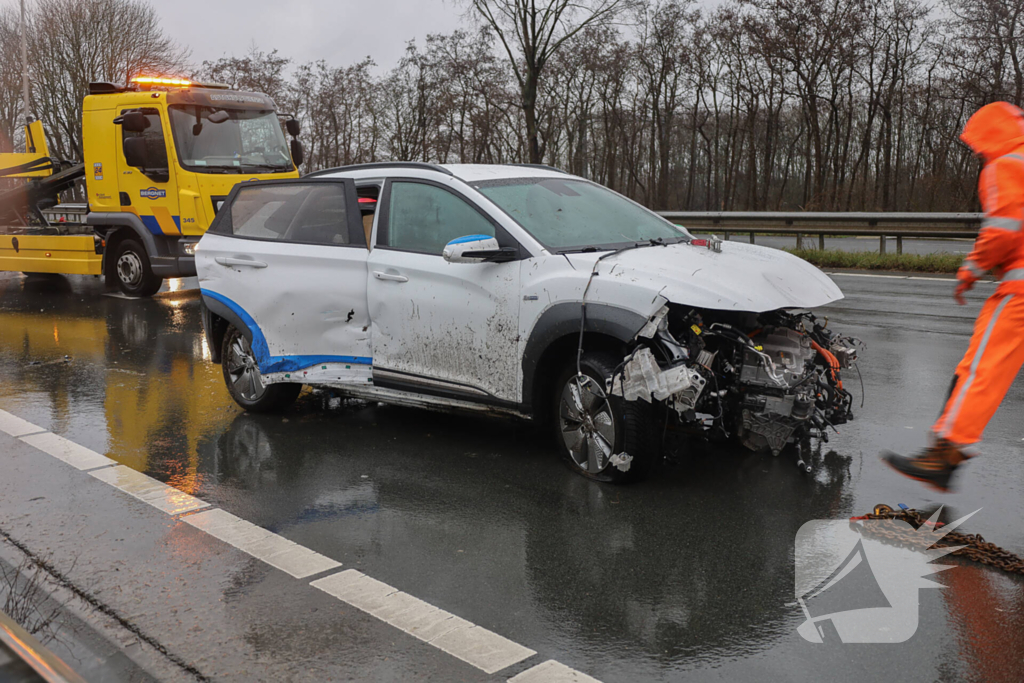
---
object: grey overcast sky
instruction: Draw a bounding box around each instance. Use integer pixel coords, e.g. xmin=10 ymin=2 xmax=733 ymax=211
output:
xmin=7 ymin=0 xmax=719 ymax=73
xmin=157 ymin=0 xmax=466 ymax=70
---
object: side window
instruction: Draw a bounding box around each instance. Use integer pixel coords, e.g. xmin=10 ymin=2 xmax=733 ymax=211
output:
xmin=386 ymin=182 xmax=494 ymax=255
xmin=227 ymin=183 xmax=358 ymax=246
xmin=121 ymin=109 xmax=168 ymax=170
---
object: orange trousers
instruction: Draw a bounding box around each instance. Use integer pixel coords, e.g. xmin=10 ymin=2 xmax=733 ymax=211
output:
xmin=934 ymin=292 xmax=1024 ymax=445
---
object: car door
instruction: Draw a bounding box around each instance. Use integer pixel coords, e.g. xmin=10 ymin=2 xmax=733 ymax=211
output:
xmin=196 ymin=178 xmax=372 ymax=385
xmin=366 ymin=179 xmax=522 ymax=404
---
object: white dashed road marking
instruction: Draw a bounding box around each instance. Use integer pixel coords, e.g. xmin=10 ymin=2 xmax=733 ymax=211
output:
xmin=0 ymin=410 xmax=46 ymax=437
xmin=508 ymin=659 xmax=603 ymax=682
xmin=89 ymin=465 xmax=210 ymax=516
xmin=19 ymin=431 xmax=116 ymax=470
xmin=184 ymin=508 xmax=340 ymax=579
xmin=311 ymin=569 xmax=535 ymax=674
xmin=0 ymin=408 xmax=598 ymax=680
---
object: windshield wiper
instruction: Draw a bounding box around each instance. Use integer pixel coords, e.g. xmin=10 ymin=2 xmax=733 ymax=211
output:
xmin=562 ymin=237 xmax=674 ymax=255
xmin=238 ymin=163 xmax=292 ymax=172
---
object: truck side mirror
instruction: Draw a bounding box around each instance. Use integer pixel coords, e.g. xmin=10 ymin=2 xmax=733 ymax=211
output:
xmin=286 ymin=118 xmax=300 ymax=137
xmin=119 ymin=111 xmax=150 ymax=133
xmin=290 ymin=139 xmax=304 ymax=167
xmin=123 ymin=136 xmax=150 ymax=168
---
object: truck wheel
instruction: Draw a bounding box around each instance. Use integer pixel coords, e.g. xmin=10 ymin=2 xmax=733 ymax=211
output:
xmin=552 ymin=351 xmax=657 ymax=483
xmin=221 ymin=325 xmax=301 ymax=412
xmin=112 ymin=238 xmax=162 ymax=297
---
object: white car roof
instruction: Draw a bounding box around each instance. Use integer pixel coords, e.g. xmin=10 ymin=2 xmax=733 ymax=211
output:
xmin=439 ymin=164 xmax=571 ymax=182
xmin=311 ymin=162 xmax=574 ymax=183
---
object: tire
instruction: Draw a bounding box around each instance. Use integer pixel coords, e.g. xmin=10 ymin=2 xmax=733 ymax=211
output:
xmin=552 ymin=351 xmax=657 ymax=483
xmin=112 ymin=238 xmax=162 ymax=297
xmin=221 ymin=325 xmax=301 ymax=412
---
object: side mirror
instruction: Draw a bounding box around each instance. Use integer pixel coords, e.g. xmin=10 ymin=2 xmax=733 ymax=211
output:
xmin=119 ymin=111 xmax=150 ymax=132
xmin=443 ymin=235 xmax=516 ymax=263
xmin=286 ymin=118 xmax=300 ymax=137
xmin=290 ymin=138 xmax=304 ymax=167
xmin=123 ymin=136 xmax=150 ymax=168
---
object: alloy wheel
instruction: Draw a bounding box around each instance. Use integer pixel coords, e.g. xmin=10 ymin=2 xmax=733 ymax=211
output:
xmin=559 ymin=373 xmax=616 ymax=474
xmin=226 ymin=334 xmax=267 ymax=401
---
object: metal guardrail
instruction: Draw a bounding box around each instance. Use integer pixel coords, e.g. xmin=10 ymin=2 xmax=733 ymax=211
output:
xmin=657 ymin=211 xmax=983 ymax=254
xmin=0 ymin=609 xmax=87 ymax=683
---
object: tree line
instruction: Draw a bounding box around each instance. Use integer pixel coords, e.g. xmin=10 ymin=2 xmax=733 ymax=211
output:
xmin=1 ymin=0 xmax=1019 ymax=212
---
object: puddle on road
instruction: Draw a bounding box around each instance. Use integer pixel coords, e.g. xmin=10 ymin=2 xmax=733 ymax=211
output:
xmin=2 ymin=272 xmax=1023 ymax=683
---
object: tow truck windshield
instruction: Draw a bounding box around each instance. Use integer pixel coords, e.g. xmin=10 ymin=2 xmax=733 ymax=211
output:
xmin=168 ymin=106 xmax=292 ymax=173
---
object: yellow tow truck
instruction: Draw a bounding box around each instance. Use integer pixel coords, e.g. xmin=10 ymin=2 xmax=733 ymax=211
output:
xmin=0 ymin=75 xmax=302 ymax=296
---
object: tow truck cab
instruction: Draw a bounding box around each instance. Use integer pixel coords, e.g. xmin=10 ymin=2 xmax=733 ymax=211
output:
xmin=83 ymin=79 xmax=301 ymax=295
xmin=0 ymin=77 xmax=302 ymax=297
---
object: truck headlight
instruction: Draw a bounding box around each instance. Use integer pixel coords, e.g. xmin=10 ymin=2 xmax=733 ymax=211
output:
xmin=183 ymin=241 xmax=197 ymax=255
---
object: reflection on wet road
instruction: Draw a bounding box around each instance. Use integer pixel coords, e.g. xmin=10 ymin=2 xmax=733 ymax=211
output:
xmin=0 ymin=271 xmax=1022 ymax=682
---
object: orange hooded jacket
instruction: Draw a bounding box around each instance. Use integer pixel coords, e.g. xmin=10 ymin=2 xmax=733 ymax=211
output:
xmin=959 ymin=102 xmax=1024 ymax=294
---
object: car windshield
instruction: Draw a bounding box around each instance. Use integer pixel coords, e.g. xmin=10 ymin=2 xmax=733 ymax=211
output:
xmin=168 ymin=105 xmax=292 ymax=173
xmin=473 ymin=177 xmax=688 ymax=251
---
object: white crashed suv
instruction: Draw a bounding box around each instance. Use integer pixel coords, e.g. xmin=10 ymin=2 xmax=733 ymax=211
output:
xmin=197 ymin=163 xmax=857 ymax=482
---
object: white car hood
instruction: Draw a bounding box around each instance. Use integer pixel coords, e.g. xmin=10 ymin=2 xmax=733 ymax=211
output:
xmin=565 ymin=241 xmax=843 ymax=312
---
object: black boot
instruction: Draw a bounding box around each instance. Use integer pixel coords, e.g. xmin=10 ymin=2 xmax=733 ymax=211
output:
xmin=880 ymin=440 xmax=971 ymax=492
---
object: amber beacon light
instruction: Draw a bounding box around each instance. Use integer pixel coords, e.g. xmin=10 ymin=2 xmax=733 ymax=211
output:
xmin=131 ymin=76 xmax=192 ymax=87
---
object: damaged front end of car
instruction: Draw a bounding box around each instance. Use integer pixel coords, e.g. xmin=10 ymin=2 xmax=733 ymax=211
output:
xmin=608 ymin=303 xmax=861 ymax=468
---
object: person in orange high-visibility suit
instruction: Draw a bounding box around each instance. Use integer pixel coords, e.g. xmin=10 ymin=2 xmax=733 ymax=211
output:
xmin=883 ymin=101 xmax=1024 ymax=492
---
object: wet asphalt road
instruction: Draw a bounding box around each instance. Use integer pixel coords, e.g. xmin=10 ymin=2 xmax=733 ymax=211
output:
xmin=722 ymin=235 xmax=973 ymax=255
xmin=0 ymin=271 xmax=1022 ymax=682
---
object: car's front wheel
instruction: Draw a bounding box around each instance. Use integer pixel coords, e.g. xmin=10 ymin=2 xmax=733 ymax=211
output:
xmin=221 ymin=325 xmax=301 ymax=412
xmin=552 ymin=351 xmax=657 ymax=483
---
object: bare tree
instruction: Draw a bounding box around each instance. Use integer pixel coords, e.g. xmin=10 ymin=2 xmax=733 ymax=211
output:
xmin=27 ymin=0 xmax=188 ymax=160
xmin=465 ymin=0 xmax=635 ymax=163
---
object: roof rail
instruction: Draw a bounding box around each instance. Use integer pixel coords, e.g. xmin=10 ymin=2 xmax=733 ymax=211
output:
xmin=304 ymin=162 xmax=454 ymax=178
xmin=505 ymin=163 xmax=568 ymax=174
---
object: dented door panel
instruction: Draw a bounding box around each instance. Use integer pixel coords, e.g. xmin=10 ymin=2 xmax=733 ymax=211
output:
xmin=366 ymin=248 xmax=521 ymax=402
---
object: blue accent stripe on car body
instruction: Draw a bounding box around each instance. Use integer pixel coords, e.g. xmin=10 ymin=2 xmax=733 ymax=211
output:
xmin=447 ymin=234 xmax=493 ymax=245
xmin=201 ymin=289 xmax=372 ymax=373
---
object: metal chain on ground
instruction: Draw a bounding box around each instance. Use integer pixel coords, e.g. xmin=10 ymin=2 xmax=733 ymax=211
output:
xmin=850 ymin=505 xmax=1024 ymax=575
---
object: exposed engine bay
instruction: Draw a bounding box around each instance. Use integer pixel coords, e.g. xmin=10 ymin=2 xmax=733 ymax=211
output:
xmin=609 ymin=304 xmax=861 ymax=468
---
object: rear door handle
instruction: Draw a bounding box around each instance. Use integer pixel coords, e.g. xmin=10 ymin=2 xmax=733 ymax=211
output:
xmin=216 ymin=257 xmax=268 ymax=268
xmin=373 ymin=271 xmax=408 ymax=283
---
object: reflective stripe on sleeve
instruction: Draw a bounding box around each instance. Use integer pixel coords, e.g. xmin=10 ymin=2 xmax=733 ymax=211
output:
xmin=1002 ymin=268 xmax=1024 ymax=282
xmin=962 ymin=259 xmax=987 ymax=278
xmin=981 ymin=216 xmax=1023 ymax=231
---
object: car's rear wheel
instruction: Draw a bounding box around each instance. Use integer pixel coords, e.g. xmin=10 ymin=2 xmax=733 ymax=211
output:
xmin=221 ymin=325 xmax=301 ymax=412
xmin=552 ymin=351 xmax=657 ymax=483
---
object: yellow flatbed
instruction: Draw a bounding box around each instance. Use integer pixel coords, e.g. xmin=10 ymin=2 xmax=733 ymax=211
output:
xmin=0 ymin=232 xmax=102 ymax=276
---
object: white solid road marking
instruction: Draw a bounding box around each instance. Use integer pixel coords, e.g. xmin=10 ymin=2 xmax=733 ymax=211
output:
xmin=19 ymin=431 xmax=116 ymax=471
xmin=1 ymin=407 xmax=600 ymax=680
xmin=508 ymin=659 xmax=603 ymax=683
xmin=311 ymin=569 xmax=535 ymax=674
xmin=89 ymin=465 xmax=209 ymax=516
xmin=184 ymin=508 xmax=341 ymax=579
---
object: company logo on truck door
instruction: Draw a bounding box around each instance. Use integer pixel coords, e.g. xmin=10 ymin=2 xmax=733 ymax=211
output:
xmin=140 ymin=187 xmax=166 ymax=200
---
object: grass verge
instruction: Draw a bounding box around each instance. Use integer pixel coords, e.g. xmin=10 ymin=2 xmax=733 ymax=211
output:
xmin=785 ymin=248 xmax=962 ymax=273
